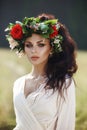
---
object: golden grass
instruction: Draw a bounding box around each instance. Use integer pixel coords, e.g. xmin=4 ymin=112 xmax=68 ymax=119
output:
xmin=75 ymin=51 xmax=87 ymax=130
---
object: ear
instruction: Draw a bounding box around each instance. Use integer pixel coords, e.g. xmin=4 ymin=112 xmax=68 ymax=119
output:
xmin=49 ymin=47 xmax=53 ymax=56
xmin=50 ymin=46 xmax=53 ymax=53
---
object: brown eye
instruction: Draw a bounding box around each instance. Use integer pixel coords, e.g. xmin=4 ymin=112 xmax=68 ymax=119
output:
xmin=25 ymin=43 xmax=33 ymax=48
xmin=38 ymin=43 xmax=45 ymax=47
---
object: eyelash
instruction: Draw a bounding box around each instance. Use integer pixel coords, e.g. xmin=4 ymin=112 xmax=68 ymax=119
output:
xmin=38 ymin=43 xmax=45 ymax=47
xmin=25 ymin=43 xmax=45 ymax=48
xmin=25 ymin=44 xmax=32 ymax=48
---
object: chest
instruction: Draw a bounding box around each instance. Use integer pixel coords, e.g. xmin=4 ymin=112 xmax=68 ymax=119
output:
xmin=24 ymin=78 xmax=46 ymax=98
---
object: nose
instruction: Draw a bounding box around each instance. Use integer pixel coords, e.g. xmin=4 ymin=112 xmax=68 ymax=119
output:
xmin=31 ymin=46 xmax=37 ymax=53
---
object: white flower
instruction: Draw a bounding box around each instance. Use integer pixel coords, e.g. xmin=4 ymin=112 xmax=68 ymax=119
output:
xmin=56 ymin=24 xmax=60 ymax=29
xmin=16 ymin=51 xmax=24 ymax=58
xmin=8 ymin=37 xmax=18 ymax=49
xmin=54 ymin=39 xmax=60 ymax=44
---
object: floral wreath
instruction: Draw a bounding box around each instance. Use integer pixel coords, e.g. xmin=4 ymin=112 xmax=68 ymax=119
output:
xmin=5 ymin=17 xmax=63 ymax=55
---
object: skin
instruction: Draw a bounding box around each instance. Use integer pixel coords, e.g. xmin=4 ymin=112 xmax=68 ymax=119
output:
xmin=24 ymin=33 xmax=52 ymax=97
xmin=24 ymin=33 xmax=52 ymax=77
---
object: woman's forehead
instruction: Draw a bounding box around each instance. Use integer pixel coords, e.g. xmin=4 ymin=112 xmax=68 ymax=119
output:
xmin=25 ymin=34 xmax=49 ymax=43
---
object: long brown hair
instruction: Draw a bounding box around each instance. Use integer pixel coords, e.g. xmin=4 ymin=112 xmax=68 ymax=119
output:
xmin=37 ymin=13 xmax=78 ymax=96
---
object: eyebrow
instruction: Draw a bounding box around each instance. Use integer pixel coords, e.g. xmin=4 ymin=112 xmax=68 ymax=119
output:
xmin=25 ymin=40 xmax=44 ymax=44
xmin=37 ymin=40 xmax=44 ymax=43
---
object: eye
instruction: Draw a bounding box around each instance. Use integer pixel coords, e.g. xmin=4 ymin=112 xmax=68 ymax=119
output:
xmin=38 ymin=43 xmax=46 ymax=47
xmin=25 ymin=43 xmax=33 ymax=48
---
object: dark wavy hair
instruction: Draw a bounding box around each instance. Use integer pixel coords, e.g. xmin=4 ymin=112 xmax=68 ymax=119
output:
xmin=37 ymin=13 xmax=78 ymax=96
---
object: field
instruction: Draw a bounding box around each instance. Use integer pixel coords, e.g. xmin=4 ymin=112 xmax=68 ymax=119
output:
xmin=0 ymin=48 xmax=87 ymax=130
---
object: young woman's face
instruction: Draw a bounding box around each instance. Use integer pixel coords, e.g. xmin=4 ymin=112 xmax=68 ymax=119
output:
xmin=24 ymin=33 xmax=52 ymax=66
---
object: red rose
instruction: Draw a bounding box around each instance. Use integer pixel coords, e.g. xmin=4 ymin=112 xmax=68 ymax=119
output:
xmin=10 ymin=24 xmax=23 ymax=39
xmin=50 ymin=25 xmax=58 ymax=38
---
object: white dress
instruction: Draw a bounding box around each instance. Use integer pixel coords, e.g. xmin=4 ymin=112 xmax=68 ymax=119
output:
xmin=13 ymin=75 xmax=76 ymax=130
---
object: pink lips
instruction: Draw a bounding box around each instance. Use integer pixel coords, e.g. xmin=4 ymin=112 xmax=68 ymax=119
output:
xmin=31 ymin=56 xmax=39 ymax=60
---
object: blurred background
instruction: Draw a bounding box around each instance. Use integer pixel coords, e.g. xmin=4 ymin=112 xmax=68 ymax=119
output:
xmin=0 ymin=0 xmax=87 ymax=130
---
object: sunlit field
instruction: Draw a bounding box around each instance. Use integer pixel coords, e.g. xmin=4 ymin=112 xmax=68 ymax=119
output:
xmin=75 ymin=50 xmax=87 ymax=130
xmin=0 ymin=48 xmax=87 ymax=130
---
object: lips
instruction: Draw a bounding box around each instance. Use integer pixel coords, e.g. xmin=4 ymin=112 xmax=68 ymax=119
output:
xmin=31 ymin=56 xmax=39 ymax=60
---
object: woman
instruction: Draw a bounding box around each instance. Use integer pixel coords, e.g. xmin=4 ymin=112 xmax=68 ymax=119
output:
xmin=5 ymin=13 xmax=77 ymax=130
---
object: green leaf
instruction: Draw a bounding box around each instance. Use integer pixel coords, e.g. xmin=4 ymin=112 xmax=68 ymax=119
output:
xmin=23 ymin=17 xmax=34 ymax=24
xmin=7 ymin=23 xmax=14 ymax=30
xmin=41 ymin=33 xmax=49 ymax=38
xmin=44 ymin=19 xmax=58 ymax=25
xmin=47 ymin=28 xmax=53 ymax=34
xmin=35 ymin=17 xmax=40 ymax=23
xmin=39 ymin=23 xmax=49 ymax=32
xmin=30 ymin=21 xmax=36 ymax=26
xmin=22 ymin=25 xmax=27 ymax=33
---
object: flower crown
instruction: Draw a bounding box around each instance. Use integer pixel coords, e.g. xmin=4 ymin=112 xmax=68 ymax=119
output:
xmin=5 ymin=17 xmax=63 ymax=55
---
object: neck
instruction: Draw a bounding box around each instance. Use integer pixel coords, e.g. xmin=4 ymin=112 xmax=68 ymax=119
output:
xmin=30 ymin=63 xmax=46 ymax=78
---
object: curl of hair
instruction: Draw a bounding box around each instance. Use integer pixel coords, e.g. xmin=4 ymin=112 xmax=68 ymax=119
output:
xmin=38 ymin=13 xmax=78 ymax=96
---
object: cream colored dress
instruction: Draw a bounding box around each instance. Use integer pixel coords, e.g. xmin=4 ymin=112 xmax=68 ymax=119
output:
xmin=13 ymin=75 xmax=76 ymax=130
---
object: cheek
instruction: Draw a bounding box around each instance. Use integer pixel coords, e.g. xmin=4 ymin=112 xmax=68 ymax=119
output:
xmin=24 ymin=47 xmax=30 ymax=54
xmin=41 ymin=49 xmax=50 ymax=59
xmin=24 ymin=46 xmax=27 ymax=53
xmin=24 ymin=48 xmax=31 ymax=60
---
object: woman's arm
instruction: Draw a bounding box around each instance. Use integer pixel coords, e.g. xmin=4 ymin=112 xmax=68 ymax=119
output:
xmin=56 ymin=79 xmax=76 ymax=130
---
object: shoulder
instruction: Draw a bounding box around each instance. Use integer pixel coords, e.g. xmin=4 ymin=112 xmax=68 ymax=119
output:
xmin=66 ymin=77 xmax=75 ymax=89
xmin=14 ymin=75 xmax=25 ymax=86
xmin=13 ymin=74 xmax=27 ymax=91
xmin=65 ymin=75 xmax=75 ymax=88
xmin=64 ymin=77 xmax=76 ymax=99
